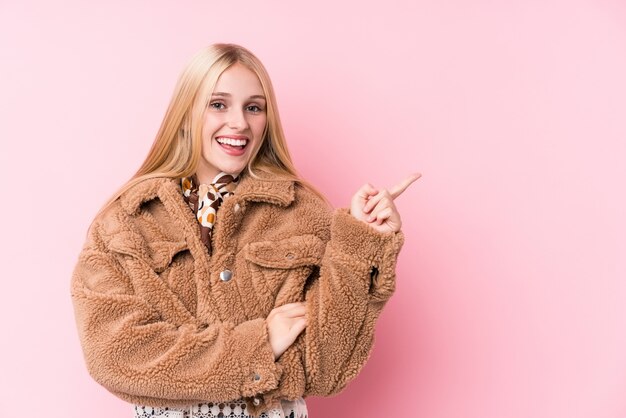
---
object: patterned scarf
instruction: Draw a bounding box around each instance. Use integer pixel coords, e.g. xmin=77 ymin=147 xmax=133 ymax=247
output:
xmin=181 ymin=172 xmax=240 ymax=255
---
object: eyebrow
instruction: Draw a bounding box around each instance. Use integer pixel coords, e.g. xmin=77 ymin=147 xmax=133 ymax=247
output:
xmin=212 ymin=92 xmax=266 ymax=101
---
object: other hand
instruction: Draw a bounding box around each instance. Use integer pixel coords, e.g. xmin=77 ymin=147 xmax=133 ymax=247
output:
xmin=266 ymin=302 xmax=307 ymax=360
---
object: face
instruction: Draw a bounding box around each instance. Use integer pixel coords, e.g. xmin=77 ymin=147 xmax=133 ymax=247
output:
xmin=196 ymin=63 xmax=267 ymax=183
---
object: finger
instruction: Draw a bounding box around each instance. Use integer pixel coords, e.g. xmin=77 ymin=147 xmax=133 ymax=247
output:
xmin=366 ymin=196 xmax=393 ymax=221
xmin=269 ymin=302 xmax=305 ymax=318
xmin=289 ymin=317 xmax=307 ymax=335
xmin=372 ymin=207 xmax=393 ymax=225
xmin=281 ymin=305 xmax=307 ymax=318
xmin=362 ymin=189 xmax=391 ymax=214
xmin=274 ymin=302 xmax=305 ymax=312
xmin=389 ymin=172 xmax=421 ymax=200
xmin=353 ymin=183 xmax=379 ymax=203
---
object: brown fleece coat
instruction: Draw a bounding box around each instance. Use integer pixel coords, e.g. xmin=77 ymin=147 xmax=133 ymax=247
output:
xmin=71 ymin=172 xmax=404 ymax=416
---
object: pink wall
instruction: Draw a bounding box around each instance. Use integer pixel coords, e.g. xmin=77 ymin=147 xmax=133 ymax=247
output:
xmin=1 ymin=1 xmax=625 ymax=417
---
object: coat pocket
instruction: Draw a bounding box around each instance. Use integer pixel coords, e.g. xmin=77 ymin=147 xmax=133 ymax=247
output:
xmin=243 ymin=234 xmax=326 ymax=302
xmin=109 ymin=231 xmax=189 ymax=273
xmin=244 ymin=234 xmax=325 ymax=269
xmin=107 ymin=230 xmax=197 ymax=322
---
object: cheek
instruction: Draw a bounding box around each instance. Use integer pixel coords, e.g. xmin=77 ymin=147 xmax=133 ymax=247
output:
xmin=202 ymin=115 xmax=221 ymax=139
xmin=253 ymin=116 xmax=267 ymax=138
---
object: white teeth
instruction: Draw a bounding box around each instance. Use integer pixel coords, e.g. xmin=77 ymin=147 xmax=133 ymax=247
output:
xmin=216 ymin=137 xmax=247 ymax=146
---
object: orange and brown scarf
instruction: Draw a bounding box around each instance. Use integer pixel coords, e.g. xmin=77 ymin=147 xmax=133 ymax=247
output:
xmin=181 ymin=172 xmax=239 ymax=255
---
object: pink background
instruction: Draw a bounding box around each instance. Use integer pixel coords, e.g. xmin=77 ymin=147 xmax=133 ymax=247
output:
xmin=1 ymin=1 xmax=625 ymax=417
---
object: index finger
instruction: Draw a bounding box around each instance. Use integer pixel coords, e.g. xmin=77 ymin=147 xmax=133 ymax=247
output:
xmin=389 ymin=172 xmax=421 ymax=199
xmin=273 ymin=302 xmax=306 ymax=312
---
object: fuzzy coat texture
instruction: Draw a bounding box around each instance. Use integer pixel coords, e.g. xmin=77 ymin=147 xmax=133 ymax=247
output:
xmin=71 ymin=172 xmax=405 ymax=417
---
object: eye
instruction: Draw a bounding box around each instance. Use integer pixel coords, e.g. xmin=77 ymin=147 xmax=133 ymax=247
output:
xmin=246 ymin=105 xmax=264 ymax=113
xmin=209 ymin=102 xmax=226 ymax=110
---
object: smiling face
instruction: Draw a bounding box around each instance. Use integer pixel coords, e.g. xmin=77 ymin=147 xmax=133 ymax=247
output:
xmin=196 ymin=63 xmax=267 ymax=184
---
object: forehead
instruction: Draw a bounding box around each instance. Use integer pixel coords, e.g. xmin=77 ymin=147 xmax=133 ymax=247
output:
xmin=214 ymin=63 xmax=264 ymax=96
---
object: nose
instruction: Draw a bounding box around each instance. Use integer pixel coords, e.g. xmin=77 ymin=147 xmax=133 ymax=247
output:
xmin=227 ymin=108 xmax=248 ymax=131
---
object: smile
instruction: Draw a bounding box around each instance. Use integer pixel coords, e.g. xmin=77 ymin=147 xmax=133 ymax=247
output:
xmin=215 ymin=136 xmax=249 ymax=156
xmin=215 ymin=136 xmax=248 ymax=148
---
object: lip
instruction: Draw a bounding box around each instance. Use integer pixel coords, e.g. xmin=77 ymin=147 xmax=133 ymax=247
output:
xmin=214 ymin=135 xmax=249 ymax=157
xmin=215 ymin=135 xmax=249 ymax=140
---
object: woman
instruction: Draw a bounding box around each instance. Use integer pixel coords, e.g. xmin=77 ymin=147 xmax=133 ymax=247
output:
xmin=71 ymin=43 xmax=418 ymax=418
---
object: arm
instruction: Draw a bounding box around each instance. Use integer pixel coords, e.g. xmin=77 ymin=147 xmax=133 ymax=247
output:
xmin=247 ymin=206 xmax=404 ymax=414
xmin=71 ymin=221 xmax=282 ymax=406
xmin=302 ymin=207 xmax=404 ymax=395
xmin=246 ymin=175 xmax=417 ymax=414
xmin=303 ymin=176 xmax=416 ymax=395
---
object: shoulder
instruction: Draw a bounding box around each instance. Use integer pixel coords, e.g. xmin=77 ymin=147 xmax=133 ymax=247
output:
xmin=293 ymin=182 xmax=331 ymax=213
xmin=273 ymin=181 xmax=334 ymax=241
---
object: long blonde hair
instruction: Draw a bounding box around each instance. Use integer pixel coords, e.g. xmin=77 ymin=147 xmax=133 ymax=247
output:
xmin=95 ymin=44 xmax=328 ymax=220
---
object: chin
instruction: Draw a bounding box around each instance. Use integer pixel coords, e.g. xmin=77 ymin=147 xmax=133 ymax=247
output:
xmin=219 ymin=164 xmax=247 ymax=176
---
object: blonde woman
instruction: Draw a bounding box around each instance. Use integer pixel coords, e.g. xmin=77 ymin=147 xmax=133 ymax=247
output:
xmin=71 ymin=43 xmax=418 ymax=418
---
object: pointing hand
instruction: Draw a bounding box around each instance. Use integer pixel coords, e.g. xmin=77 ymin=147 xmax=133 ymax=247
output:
xmin=349 ymin=173 xmax=421 ymax=233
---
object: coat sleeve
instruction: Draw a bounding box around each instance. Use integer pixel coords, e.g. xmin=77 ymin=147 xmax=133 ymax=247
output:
xmin=253 ymin=206 xmax=404 ymax=414
xmin=301 ymin=207 xmax=405 ymax=396
xmin=71 ymin=220 xmax=282 ymax=406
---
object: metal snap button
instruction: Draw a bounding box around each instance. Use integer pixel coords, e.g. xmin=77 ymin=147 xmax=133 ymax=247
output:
xmin=285 ymin=252 xmax=295 ymax=260
xmin=220 ymin=269 xmax=233 ymax=282
xmin=252 ymin=397 xmax=260 ymax=406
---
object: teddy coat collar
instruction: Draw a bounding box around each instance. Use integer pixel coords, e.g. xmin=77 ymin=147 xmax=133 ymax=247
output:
xmin=119 ymin=172 xmax=297 ymax=217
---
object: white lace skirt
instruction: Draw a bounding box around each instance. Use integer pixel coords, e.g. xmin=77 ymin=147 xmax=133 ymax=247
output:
xmin=133 ymin=398 xmax=307 ymax=418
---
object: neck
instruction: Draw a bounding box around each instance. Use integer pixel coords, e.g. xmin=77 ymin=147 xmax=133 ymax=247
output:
xmin=194 ymin=166 xmax=220 ymax=185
